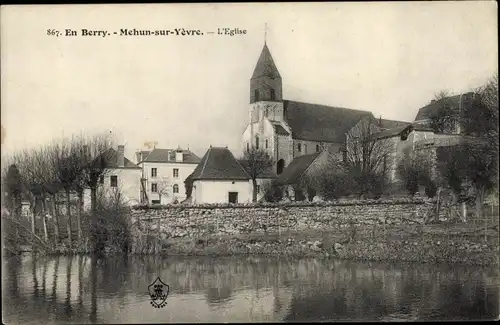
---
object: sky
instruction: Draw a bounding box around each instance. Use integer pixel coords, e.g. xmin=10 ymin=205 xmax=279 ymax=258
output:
xmin=1 ymin=2 xmax=498 ymax=161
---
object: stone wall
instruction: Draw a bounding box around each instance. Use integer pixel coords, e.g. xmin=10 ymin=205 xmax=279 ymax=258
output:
xmin=132 ymin=199 xmax=431 ymax=239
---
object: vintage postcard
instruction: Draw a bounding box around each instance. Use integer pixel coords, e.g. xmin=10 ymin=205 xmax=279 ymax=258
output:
xmin=1 ymin=2 xmax=498 ymax=324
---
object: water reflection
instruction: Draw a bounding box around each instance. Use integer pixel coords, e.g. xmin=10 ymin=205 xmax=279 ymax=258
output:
xmin=2 ymin=255 xmax=498 ymax=324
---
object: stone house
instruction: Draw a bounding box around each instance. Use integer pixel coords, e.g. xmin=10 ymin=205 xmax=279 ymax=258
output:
xmin=136 ymin=147 xmax=201 ymax=205
xmin=190 ymin=146 xmax=252 ymax=204
xmin=84 ymin=145 xmax=142 ymax=208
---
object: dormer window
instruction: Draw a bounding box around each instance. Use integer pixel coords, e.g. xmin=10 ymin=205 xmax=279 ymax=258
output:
xmin=254 ymin=89 xmax=260 ymax=102
xmin=270 ymin=89 xmax=275 ymax=101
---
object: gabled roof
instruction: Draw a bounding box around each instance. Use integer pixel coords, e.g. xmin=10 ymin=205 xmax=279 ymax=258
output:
xmin=378 ymin=118 xmax=411 ymax=130
xmin=414 ymin=92 xmax=475 ymax=122
xmin=275 ymin=152 xmax=321 ymax=186
xmin=251 ymin=44 xmax=281 ymax=80
xmin=190 ymin=147 xmax=250 ymax=181
xmin=373 ymin=123 xmax=435 ymax=140
xmin=272 ymin=123 xmax=290 ymax=136
xmin=283 ymin=100 xmax=373 ymax=143
xmin=139 ymin=148 xmax=201 ymax=164
xmin=100 ymin=148 xmax=141 ymax=169
xmin=135 ymin=150 xmax=151 ymax=163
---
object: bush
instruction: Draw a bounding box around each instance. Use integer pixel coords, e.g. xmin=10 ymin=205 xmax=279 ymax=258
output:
xmin=88 ymin=191 xmax=132 ymax=254
xmin=263 ymin=181 xmax=283 ymax=202
xmin=424 ymin=181 xmax=438 ymax=198
xmin=317 ymin=172 xmax=351 ymax=200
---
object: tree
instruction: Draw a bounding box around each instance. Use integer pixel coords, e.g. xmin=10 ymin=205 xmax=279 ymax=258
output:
xmin=239 ymin=147 xmax=275 ymax=202
xmin=184 ymin=173 xmax=194 ymax=199
xmin=156 ymin=177 xmax=173 ymax=204
xmin=397 ymin=151 xmax=435 ymax=198
xmin=262 ymin=180 xmax=283 ymax=203
xmin=4 ymin=164 xmax=23 ymax=215
xmin=429 ymin=90 xmax=459 ymax=133
xmin=345 ymin=117 xmax=392 ymax=198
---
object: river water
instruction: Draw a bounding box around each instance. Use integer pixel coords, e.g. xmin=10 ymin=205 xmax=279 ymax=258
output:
xmin=2 ymin=255 xmax=498 ymax=323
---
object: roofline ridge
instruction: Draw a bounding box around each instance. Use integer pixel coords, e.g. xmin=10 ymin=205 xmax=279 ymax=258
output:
xmin=199 ymin=147 xmax=211 ymax=178
xmin=284 ymin=99 xmax=373 ymax=114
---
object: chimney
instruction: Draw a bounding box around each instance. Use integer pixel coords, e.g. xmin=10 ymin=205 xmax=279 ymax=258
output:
xmin=175 ymin=147 xmax=183 ymax=162
xmin=117 ymin=145 xmax=125 ymax=167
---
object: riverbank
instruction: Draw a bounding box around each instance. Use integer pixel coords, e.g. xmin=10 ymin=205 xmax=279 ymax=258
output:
xmin=154 ymin=225 xmax=499 ymax=266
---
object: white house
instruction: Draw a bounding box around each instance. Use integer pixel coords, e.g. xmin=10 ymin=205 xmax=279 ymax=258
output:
xmin=136 ymin=147 xmax=201 ymax=205
xmin=190 ymin=146 xmax=252 ymax=204
xmin=83 ymin=145 xmax=142 ymax=209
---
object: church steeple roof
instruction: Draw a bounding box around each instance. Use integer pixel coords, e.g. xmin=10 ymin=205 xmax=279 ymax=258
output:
xmin=251 ymin=44 xmax=281 ymax=80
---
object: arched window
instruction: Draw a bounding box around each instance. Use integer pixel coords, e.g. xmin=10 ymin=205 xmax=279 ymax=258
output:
xmin=173 ymin=184 xmax=179 ymax=194
xmin=265 ymin=139 xmax=268 ymax=149
xmin=254 ymin=89 xmax=260 ymax=102
xmin=316 ymin=144 xmax=320 ymax=152
xmin=270 ymin=89 xmax=275 ymax=101
xmin=304 ymin=144 xmax=307 ymax=153
xmin=255 ymin=135 xmax=260 ymax=150
xmin=246 ymin=142 xmax=250 ymax=152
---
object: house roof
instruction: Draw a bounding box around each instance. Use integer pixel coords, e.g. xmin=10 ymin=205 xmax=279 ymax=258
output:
xmin=283 ymin=100 xmax=373 ymax=143
xmin=139 ymin=148 xmax=201 ymax=164
xmin=272 ymin=123 xmax=290 ymax=136
xmin=251 ymin=44 xmax=281 ymax=80
xmin=378 ymin=118 xmax=411 ymax=130
xmin=414 ymin=92 xmax=475 ymax=122
xmin=135 ymin=150 xmax=151 ymax=163
xmin=275 ymin=152 xmax=321 ymax=186
xmin=190 ymin=147 xmax=250 ymax=181
xmin=100 ymin=148 xmax=141 ymax=169
xmin=373 ymin=124 xmax=435 ymax=140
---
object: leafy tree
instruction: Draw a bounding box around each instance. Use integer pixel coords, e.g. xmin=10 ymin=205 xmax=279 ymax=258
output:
xmin=262 ymin=180 xmax=283 ymax=203
xmin=4 ymin=164 xmax=23 ymax=215
xmin=429 ymin=91 xmax=460 ymax=133
xmin=397 ymin=151 xmax=435 ymax=198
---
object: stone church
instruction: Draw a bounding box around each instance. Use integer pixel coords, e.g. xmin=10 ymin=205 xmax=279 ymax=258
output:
xmin=241 ymin=42 xmax=407 ymax=175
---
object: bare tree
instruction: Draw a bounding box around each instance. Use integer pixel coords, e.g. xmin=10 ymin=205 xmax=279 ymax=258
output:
xmin=77 ymin=133 xmax=115 ymax=213
xmin=345 ymin=117 xmax=393 ymax=198
xmin=51 ymin=137 xmax=82 ymax=245
xmin=155 ymin=177 xmax=173 ymax=204
xmin=239 ymin=147 xmax=274 ymax=202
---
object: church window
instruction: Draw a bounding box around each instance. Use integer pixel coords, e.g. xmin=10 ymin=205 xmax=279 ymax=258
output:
xmin=270 ymin=89 xmax=275 ymax=101
xmin=254 ymin=89 xmax=260 ymax=102
xmin=316 ymin=144 xmax=320 ymax=152
xmin=304 ymin=144 xmax=307 ymax=153
xmin=255 ymin=135 xmax=260 ymax=150
xmin=265 ymin=139 xmax=268 ymax=149
xmin=297 ymin=143 xmax=302 ymax=152
xmin=247 ymin=142 xmax=250 ymax=152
